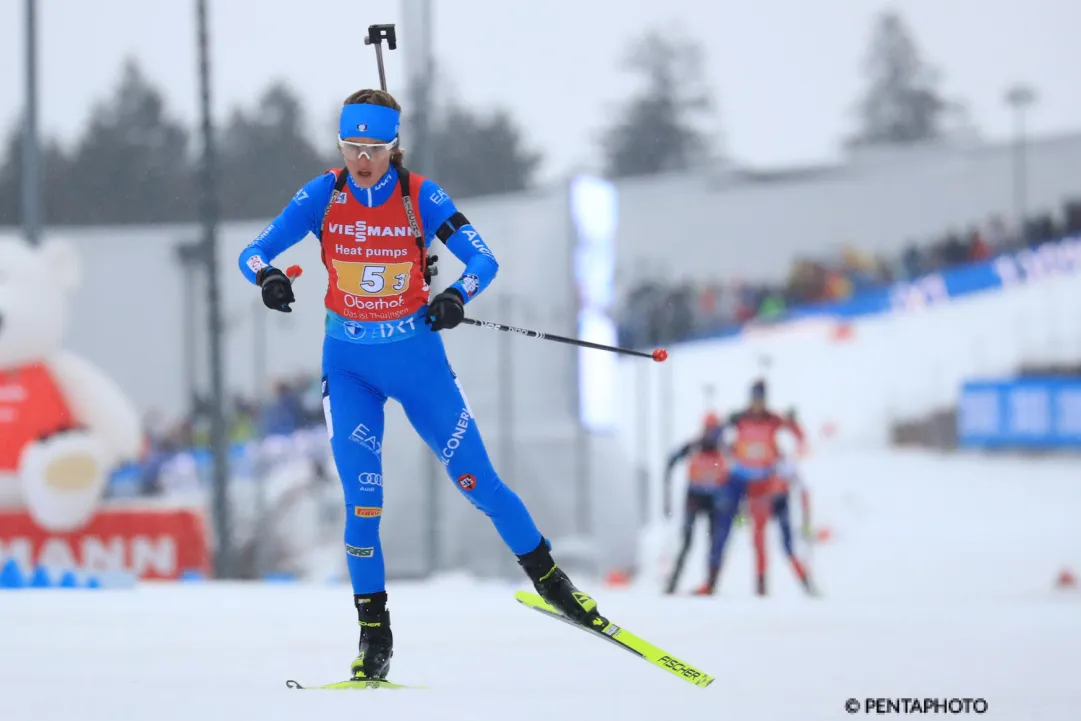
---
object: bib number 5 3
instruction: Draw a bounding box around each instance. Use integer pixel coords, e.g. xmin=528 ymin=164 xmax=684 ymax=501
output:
xmin=334 ymin=260 xmax=413 ymax=297
xmin=360 ymin=265 xmax=408 ymax=293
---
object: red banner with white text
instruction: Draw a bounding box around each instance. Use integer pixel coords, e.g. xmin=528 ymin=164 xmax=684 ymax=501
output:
xmin=0 ymin=507 xmax=210 ymax=580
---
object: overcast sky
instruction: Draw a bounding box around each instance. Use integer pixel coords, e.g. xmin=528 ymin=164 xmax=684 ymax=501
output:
xmin=0 ymin=0 xmax=1078 ymax=184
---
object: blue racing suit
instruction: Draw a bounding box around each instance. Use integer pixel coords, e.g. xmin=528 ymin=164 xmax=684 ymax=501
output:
xmin=238 ymin=167 xmax=543 ymax=594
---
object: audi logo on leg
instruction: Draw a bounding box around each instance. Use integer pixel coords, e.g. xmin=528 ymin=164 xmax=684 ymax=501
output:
xmin=358 ymin=473 xmax=383 ymax=489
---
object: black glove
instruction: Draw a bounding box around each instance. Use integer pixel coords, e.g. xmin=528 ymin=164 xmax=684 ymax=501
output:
xmin=257 ymin=267 xmax=295 ymax=313
xmin=425 ymin=287 xmax=465 ymax=331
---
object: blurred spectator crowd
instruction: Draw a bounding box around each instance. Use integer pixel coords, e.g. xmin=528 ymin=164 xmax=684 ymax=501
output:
xmin=618 ymin=198 xmax=1081 ymax=348
xmin=121 ymin=374 xmax=326 ymax=497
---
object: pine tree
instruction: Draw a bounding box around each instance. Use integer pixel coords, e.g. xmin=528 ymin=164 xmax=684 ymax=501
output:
xmin=600 ymin=26 xmax=716 ymax=178
xmin=850 ymin=11 xmax=953 ymax=146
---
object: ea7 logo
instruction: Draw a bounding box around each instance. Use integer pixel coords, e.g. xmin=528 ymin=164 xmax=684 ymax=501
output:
xmin=349 ymin=424 xmax=382 ymax=457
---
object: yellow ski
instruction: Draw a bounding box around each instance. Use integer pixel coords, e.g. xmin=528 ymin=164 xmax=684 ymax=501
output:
xmin=285 ymin=679 xmax=423 ymax=690
xmin=514 ymin=591 xmax=714 ymax=689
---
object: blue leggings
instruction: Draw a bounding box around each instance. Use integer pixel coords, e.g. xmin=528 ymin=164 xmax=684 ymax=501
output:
xmin=322 ymin=330 xmax=542 ymax=594
xmin=707 ymin=465 xmax=775 ymax=569
xmin=772 ymin=493 xmax=795 ymax=557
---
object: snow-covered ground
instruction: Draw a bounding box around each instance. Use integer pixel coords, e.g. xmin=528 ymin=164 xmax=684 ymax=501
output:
xmin=1 ymin=450 xmax=1079 ymax=720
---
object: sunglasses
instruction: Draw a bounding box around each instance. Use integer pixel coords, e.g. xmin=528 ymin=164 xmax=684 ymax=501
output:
xmin=337 ymin=136 xmax=398 ymax=160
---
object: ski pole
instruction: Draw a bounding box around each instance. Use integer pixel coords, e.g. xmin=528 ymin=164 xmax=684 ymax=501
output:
xmin=460 ymin=317 xmax=667 ymax=362
xmin=280 ymin=266 xmax=666 ymax=362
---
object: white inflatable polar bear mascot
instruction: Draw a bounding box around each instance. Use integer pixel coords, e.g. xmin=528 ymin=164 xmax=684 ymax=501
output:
xmin=0 ymin=238 xmax=142 ymax=531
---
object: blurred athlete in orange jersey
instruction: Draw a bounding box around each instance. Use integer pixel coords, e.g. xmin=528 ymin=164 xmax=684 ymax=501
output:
xmin=745 ymin=408 xmax=816 ymax=596
xmin=662 ymin=412 xmax=728 ymax=595
xmin=702 ymin=379 xmax=811 ymax=595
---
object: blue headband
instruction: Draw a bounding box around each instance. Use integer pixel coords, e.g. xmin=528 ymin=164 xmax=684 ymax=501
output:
xmin=339 ymin=103 xmax=400 ymax=143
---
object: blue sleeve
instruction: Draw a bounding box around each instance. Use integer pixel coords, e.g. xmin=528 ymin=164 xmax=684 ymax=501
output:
xmin=418 ymin=178 xmax=498 ymax=304
xmin=238 ymin=172 xmax=336 ymax=285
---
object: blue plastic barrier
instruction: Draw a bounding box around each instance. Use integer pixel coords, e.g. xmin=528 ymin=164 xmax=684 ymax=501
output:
xmin=959 ymin=377 xmax=1081 ymax=449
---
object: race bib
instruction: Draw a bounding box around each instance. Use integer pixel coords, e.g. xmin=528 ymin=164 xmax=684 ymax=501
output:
xmin=741 ymin=441 xmax=769 ymax=460
xmin=333 ymin=260 xmax=414 ymax=297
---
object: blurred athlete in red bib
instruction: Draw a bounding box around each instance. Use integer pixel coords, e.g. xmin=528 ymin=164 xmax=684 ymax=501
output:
xmin=703 ymin=380 xmax=810 ymax=595
xmin=745 ymin=408 xmax=816 ymax=596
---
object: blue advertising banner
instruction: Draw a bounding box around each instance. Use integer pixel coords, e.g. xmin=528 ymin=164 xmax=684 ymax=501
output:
xmin=958 ymin=378 xmax=1081 ymax=449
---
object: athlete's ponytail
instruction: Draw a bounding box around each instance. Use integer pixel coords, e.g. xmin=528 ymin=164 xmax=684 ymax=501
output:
xmin=342 ymin=89 xmax=405 ymax=169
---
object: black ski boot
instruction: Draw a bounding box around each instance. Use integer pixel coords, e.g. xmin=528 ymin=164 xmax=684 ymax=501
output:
xmin=350 ymin=591 xmax=393 ymax=681
xmin=517 ymin=539 xmax=604 ymax=627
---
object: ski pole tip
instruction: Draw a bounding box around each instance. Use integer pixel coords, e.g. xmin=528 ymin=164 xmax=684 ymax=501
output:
xmin=286 ymin=265 xmax=303 ymax=280
xmin=652 ymin=348 xmax=668 ymax=362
